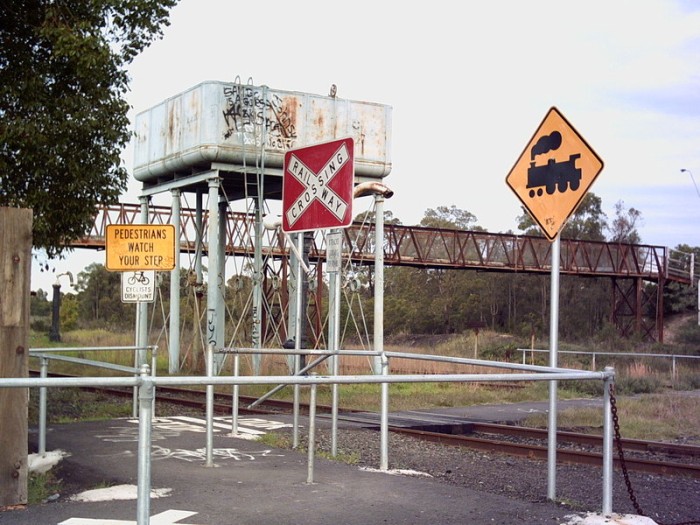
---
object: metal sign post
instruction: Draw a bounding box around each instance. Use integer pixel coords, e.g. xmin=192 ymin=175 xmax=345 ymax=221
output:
xmin=327 ymin=230 xmax=342 ymax=456
xmin=282 ymin=138 xmax=355 ymax=448
xmin=547 ymin=234 xmax=561 ymax=500
xmin=505 ymin=107 xmax=604 ymax=502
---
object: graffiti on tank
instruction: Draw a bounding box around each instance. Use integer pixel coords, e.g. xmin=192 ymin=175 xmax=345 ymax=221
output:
xmin=222 ymin=84 xmax=297 ymax=149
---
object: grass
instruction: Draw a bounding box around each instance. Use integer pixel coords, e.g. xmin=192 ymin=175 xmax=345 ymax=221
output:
xmin=521 ymin=394 xmax=700 ymax=443
xmin=27 ymin=471 xmax=61 ymax=505
xmin=257 ymin=432 xmax=360 ymax=465
xmin=29 ymin=327 xmax=167 ymax=377
xmin=26 ymin=327 xmax=700 ymax=441
xmin=21 ymin=326 xmax=700 ymax=505
xmin=29 ymin=388 xmax=133 ymax=425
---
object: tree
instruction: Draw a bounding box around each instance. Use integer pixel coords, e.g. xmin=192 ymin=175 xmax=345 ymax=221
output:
xmin=608 ymin=200 xmax=642 ymax=244
xmin=420 ymin=205 xmax=482 ymax=231
xmin=354 ymin=209 xmax=402 ymax=225
xmin=664 ymin=244 xmax=700 ymax=315
xmin=75 ymin=262 xmax=129 ymax=327
xmin=30 ymin=288 xmax=51 ymax=317
xmin=515 ymin=192 xmax=611 ymax=339
xmin=516 ymin=192 xmax=607 ymax=241
xmin=0 ymin=1 xmax=178 ymax=257
xmin=386 ymin=206 xmax=487 ymax=334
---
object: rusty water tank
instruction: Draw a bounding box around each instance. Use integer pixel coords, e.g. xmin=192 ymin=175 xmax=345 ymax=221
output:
xmin=133 ymin=80 xmax=392 ymax=183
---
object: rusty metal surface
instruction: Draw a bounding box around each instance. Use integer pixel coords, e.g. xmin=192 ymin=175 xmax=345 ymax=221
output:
xmin=75 ymin=202 xmax=700 ymax=343
xmin=133 ymin=80 xmax=392 ymax=183
xmin=80 ymin=203 xmax=695 ymax=285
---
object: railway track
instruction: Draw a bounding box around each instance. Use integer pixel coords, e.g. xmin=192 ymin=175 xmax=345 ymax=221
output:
xmin=30 ymin=372 xmax=700 ymax=479
xmin=144 ymin=388 xmax=700 ymax=479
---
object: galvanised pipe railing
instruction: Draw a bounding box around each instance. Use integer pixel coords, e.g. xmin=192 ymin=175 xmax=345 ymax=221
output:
xmin=518 ymin=348 xmax=700 ymax=381
xmin=2 ymin=360 xmax=615 ymax=523
xmin=30 ymin=345 xmax=158 ymax=453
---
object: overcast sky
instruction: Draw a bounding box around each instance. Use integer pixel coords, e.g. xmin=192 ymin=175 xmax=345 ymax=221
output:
xmin=33 ymin=0 xmax=700 ymax=292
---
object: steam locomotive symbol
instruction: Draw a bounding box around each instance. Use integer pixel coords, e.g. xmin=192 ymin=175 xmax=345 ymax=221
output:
xmin=526 ymin=131 xmax=582 ymax=198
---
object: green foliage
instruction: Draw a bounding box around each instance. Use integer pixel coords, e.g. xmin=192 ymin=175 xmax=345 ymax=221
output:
xmin=353 ymin=209 xmax=402 ymax=225
xmin=608 ymin=200 xmax=642 ymax=244
xmin=75 ymin=263 xmax=131 ymax=328
xmin=29 ymin=387 xmax=132 ymax=424
xmin=664 ymin=244 xmax=700 ymax=315
xmin=675 ymin=374 xmax=700 ymax=390
xmin=257 ymin=431 xmax=292 ymax=449
xmin=420 ymin=205 xmax=481 ymax=230
xmin=28 ymin=470 xmax=61 ymax=505
xmin=561 ymin=380 xmax=604 ymax=397
xmin=517 ymin=192 xmax=607 ymax=241
xmin=30 ymin=288 xmax=52 ymax=331
xmin=0 ymin=1 xmax=178 ymax=256
xmin=560 ymin=374 xmax=664 ymax=397
xmin=615 ymin=376 xmax=663 ymax=395
xmin=60 ymin=294 xmax=79 ymax=331
xmin=677 ymin=322 xmax=700 ymax=345
xmin=30 ymin=288 xmax=52 ymax=316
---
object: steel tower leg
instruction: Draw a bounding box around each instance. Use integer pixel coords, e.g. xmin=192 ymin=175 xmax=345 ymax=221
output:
xmin=169 ymin=189 xmax=181 ymax=374
xmin=206 ymin=175 xmax=221 ymax=373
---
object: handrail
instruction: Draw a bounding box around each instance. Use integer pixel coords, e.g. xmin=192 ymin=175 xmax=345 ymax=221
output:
xmin=29 ymin=345 xmax=158 ymax=454
xmin=73 ymin=203 xmax=697 ymax=284
xmin=1 ymin=360 xmax=616 ymax=522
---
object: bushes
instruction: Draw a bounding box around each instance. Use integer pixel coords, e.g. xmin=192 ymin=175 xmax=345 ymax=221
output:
xmin=675 ymin=319 xmax=700 ymax=347
xmin=562 ymin=374 xmax=664 ymax=397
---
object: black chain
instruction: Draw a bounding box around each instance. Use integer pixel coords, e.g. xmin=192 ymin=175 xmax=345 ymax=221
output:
xmin=610 ymin=383 xmax=646 ymax=516
xmin=609 ymin=383 xmax=700 ymax=525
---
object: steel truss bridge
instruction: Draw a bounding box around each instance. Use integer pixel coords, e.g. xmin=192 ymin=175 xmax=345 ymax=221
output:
xmin=76 ymin=203 xmax=696 ymax=343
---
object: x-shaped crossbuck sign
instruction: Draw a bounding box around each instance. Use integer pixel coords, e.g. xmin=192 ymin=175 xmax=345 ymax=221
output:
xmin=284 ymin=140 xmax=352 ymax=230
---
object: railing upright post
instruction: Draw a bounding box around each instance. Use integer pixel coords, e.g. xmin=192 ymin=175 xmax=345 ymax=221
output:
xmin=231 ymin=353 xmax=240 ymax=436
xmin=602 ymin=367 xmax=615 ymax=515
xmin=672 ymin=355 xmax=677 ymax=384
xmin=39 ymin=356 xmax=48 ymax=455
xmin=205 ymin=343 xmax=214 ymax=467
xmin=380 ymin=353 xmax=390 ymax=471
xmin=307 ymin=377 xmax=317 ymax=484
xmin=136 ymin=364 xmax=153 ymax=525
xmin=150 ymin=346 xmax=157 ymax=419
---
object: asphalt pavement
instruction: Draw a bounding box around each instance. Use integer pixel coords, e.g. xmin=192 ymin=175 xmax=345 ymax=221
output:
xmin=3 ymin=409 xmax=588 ymax=525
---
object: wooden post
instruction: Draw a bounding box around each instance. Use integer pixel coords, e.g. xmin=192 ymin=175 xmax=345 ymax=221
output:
xmin=466 ymin=321 xmax=486 ymax=360
xmin=0 ymin=207 xmax=32 ymax=507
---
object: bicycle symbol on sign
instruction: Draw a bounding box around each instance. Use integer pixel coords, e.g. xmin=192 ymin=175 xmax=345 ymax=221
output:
xmin=127 ymin=271 xmax=150 ymax=286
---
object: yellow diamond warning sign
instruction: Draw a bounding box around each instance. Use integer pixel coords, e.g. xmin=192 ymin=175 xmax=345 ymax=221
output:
xmin=506 ymin=107 xmax=604 ymax=241
xmin=105 ymin=224 xmax=176 ymax=271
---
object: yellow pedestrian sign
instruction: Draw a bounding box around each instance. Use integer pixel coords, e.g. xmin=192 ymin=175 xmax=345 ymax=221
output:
xmin=105 ymin=224 xmax=176 ymax=271
xmin=506 ymin=107 xmax=604 ymax=241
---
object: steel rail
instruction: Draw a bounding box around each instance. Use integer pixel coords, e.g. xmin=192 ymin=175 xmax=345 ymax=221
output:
xmin=388 ymin=426 xmax=700 ymax=479
xmin=26 ymin=372 xmax=697 ymax=478
xmin=468 ymin=422 xmax=700 ymax=458
xmin=137 ymin=384 xmax=700 ymax=477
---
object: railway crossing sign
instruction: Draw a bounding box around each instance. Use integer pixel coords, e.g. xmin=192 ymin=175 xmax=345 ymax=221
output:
xmin=505 ymin=107 xmax=604 ymax=241
xmin=282 ymin=137 xmax=354 ymax=233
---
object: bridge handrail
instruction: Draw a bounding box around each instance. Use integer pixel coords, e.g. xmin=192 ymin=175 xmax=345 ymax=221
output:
xmin=75 ymin=203 xmax=697 ymax=284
